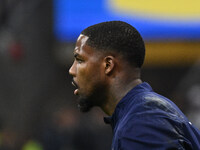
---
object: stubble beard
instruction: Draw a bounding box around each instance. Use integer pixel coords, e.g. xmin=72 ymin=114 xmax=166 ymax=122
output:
xmin=77 ymin=96 xmax=93 ymax=112
xmin=77 ymin=84 xmax=107 ymax=113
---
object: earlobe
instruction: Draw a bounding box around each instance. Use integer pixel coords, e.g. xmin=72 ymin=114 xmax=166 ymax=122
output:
xmin=104 ymin=56 xmax=115 ymax=75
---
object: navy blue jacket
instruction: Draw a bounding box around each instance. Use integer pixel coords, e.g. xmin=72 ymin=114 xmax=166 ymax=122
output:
xmin=104 ymin=82 xmax=200 ymax=150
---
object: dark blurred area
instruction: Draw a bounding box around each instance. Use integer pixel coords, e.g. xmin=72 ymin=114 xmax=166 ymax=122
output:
xmin=0 ymin=0 xmax=200 ymax=150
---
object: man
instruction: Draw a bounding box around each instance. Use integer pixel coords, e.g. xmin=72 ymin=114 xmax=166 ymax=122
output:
xmin=69 ymin=21 xmax=200 ymax=149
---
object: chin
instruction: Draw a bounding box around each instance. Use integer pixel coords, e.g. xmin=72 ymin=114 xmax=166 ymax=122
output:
xmin=77 ymin=96 xmax=94 ymax=112
xmin=76 ymin=85 xmax=106 ymax=112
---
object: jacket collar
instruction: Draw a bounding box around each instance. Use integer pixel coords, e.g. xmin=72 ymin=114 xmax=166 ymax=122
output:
xmin=104 ymin=82 xmax=153 ymax=130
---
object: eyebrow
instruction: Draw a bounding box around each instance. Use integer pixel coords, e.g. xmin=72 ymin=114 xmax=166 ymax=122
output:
xmin=74 ymin=52 xmax=83 ymax=59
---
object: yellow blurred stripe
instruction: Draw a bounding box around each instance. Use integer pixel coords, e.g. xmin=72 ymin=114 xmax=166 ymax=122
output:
xmin=144 ymin=41 xmax=200 ymax=67
xmin=109 ymin=0 xmax=200 ymax=19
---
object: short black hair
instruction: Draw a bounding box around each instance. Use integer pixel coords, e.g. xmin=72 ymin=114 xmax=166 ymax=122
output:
xmin=81 ymin=21 xmax=145 ymax=68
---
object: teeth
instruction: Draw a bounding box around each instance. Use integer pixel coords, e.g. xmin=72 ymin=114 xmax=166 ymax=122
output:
xmin=72 ymin=81 xmax=75 ymax=87
xmin=72 ymin=81 xmax=78 ymax=88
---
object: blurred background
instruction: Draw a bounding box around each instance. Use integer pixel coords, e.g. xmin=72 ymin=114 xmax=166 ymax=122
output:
xmin=0 ymin=0 xmax=200 ymax=149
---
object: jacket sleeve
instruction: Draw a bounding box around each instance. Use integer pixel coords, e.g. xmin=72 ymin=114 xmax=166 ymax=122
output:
xmin=115 ymin=114 xmax=193 ymax=150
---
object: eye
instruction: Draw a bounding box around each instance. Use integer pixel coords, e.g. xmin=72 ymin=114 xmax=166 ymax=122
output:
xmin=76 ymin=58 xmax=83 ymax=63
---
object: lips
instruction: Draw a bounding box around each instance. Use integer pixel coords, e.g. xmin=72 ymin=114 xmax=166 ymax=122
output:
xmin=72 ymin=80 xmax=79 ymax=95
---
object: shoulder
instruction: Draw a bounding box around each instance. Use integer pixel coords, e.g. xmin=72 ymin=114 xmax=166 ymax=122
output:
xmin=126 ymin=91 xmax=184 ymax=117
xmin=118 ymin=91 xmax=188 ymax=139
xmin=115 ymin=114 xmax=193 ymax=149
xmin=113 ymin=89 xmax=200 ymax=149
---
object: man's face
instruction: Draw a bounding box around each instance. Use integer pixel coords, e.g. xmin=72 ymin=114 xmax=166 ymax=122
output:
xmin=69 ymin=34 xmax=106 ymax=112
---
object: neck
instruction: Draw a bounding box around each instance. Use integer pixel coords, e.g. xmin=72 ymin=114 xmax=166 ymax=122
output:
xmin=101 ymin=76 xmax=142 ymax=116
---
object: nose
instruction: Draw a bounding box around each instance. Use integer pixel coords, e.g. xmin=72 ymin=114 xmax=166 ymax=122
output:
xmin=69 ymin=61 xmax=76 ymax=76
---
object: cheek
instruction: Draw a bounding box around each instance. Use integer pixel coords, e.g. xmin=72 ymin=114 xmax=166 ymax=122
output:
xmin=78 ymin=63 xmax=102 ymax=92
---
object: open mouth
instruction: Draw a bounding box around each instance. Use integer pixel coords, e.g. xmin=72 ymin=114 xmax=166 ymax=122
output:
xmin=72 ymin=80 xmax=78 ymax=88
xmin=72 ymin=80 xmax=79 ymax=95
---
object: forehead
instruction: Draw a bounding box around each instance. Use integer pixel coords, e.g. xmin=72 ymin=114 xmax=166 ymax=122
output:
xmin=76 ymin=34 xmax=89 ymax=47
xmin=74 ymin=34 xmax=95 ymax=56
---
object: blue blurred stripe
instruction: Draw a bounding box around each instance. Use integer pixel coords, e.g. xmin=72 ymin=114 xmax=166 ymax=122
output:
xmin=53 ymin=0 xmax=200 ymax=42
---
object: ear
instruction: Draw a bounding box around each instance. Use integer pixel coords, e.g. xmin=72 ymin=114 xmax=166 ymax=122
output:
xmin=104 ymin=56 xmax=115 ymax=75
